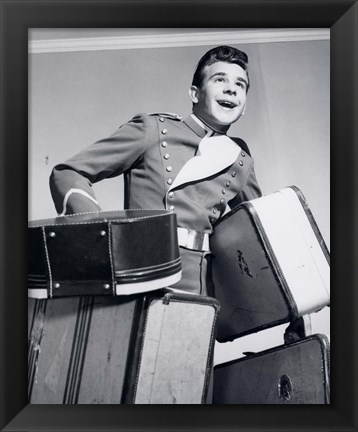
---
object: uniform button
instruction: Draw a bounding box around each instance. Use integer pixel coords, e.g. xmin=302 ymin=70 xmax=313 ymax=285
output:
xmin=213 ymin=208 xmax=217 ymax=214
xmin=222 ymin=189 xmax=226 ymax=194
xmin=210 ymin=217 xmax=215 ymax=223
xmin=169 ymin=205 xmax=175 ymax=211
xmin=166 ymin=166 xmax=173 ymax=172
xmin=168 ymin=192 xmax=174 ymax=199
xmin=163 ymin=153 xmax=170 ymax=160
xmin=226 ymin=181 xmax=231 ymax=187
xmin=159 ymin=117 xmax=165 ymax=122
xmin=162 ymin=129 xmax=168 ymax=135
xmin=220 ymin=199 xmax=226 ymax=204
xmin=232 ymin=171 xmax=237 ymax=177
xmin=161 ymin=141 xmax=167 ymax=148
xmin=239 ymin=160 xmax=244 ymax=166
xmin=241 ymin=151 xmax=246 ymax=157
xmin=167 ymin=178 xmax=173 ymax=185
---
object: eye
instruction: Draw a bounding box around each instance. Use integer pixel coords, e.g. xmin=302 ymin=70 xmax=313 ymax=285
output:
xmin=236 ymin=81 xmax=245 ymax=89
xmin=215 ymin=77 xmax=225 ymax=83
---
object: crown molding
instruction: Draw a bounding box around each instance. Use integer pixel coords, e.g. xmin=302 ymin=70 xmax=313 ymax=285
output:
xmin=29 ymin=29 xmax=330 ymax=54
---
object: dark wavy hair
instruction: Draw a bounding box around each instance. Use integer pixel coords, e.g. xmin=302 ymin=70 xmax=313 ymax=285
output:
xmin=192 ymin=45 xmax=250 ymax=91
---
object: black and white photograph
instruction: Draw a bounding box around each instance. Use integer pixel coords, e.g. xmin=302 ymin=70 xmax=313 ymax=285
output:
xmin=27 ymin=28 xmax=330 ymax=405
xmin=1 ymin=0 xmax=358 ymax=429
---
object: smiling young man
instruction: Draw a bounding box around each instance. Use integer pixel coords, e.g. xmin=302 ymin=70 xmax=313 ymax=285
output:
xmin=190 ymin=54 xmax=249 ymax=133
xmin=50 ymin=45 xmax=262 ymax=296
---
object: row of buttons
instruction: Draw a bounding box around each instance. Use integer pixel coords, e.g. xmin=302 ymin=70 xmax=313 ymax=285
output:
xmin=160 ymin=115 xmax=247 ymax=217
xmin=209 ymin=152 xmax=246 ymax=223
xmin=162 ymin=142 xmax=173 ymax=183
xmin=159 ymin=117 xmax=176 ymax=210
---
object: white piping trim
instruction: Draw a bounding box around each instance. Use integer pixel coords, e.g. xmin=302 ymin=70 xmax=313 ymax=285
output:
xmin=41 ymin=226 xmax=53 ymax=298
xmin=59 ymin=188 xmax=100 ymax=217
xmin=29 ymin=29 xmax=330 ymax=54
xmin=115 ymin=271 xmax=182 ymax=295
xmin=27 ymin=272 xmax=182 ymax=298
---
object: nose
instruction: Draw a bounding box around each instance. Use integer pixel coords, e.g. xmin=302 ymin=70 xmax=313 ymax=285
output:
xmin=223 ymin=81 xmax=236 ymax=95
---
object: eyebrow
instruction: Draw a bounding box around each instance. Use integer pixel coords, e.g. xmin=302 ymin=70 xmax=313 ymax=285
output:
xmin=209 ymin=72 xmax=248 ymax=87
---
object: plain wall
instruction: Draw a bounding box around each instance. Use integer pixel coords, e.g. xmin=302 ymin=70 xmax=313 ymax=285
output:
xmin=29 ymin=36 xmax=330 ymax=362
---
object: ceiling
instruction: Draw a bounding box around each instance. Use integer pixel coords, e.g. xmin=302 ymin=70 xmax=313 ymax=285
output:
xmin=29 ymin=28 xmax=244 ymax=41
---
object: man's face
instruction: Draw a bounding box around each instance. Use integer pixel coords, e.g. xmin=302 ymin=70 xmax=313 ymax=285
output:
xmin=190 ymin=61 xmax=248 ymax=132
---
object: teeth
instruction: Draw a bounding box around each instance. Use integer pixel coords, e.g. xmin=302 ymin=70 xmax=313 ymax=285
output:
xmin=218 ymin=101 xmax=235 ymax=108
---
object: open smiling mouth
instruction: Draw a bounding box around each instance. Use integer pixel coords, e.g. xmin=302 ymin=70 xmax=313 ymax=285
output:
xmin=217 ymin=100 xmax=238 ymax=109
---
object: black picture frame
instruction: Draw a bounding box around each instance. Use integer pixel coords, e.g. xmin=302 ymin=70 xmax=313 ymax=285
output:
xmin=0 ymin=0 xmax=357 ymax=431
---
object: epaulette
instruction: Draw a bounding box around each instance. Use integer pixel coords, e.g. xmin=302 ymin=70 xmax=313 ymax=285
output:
xmin=148 ymin=112 xmax=183 ymax=121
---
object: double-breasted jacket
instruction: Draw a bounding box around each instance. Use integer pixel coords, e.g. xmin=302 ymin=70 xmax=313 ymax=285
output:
xmin=50 ymin=112 xmax=262 ymax=294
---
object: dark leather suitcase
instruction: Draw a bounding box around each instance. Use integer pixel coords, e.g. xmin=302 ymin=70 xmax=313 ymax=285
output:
xmin=28 ymin=290 xmax=220 ymax=404
xmin=213 ymin=334 xmax=330 ymax=404
xmin=28 ymin=210 xmax=181 ymax=298
xmin=210 ymin=186 xmax=330 ymax=342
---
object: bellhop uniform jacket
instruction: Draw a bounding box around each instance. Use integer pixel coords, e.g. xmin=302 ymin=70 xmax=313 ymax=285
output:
xmin=50 ymin=112 xmax=262 ymax=294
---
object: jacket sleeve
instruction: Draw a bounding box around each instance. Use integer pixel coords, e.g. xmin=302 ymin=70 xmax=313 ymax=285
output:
xmin=228 ymin=160 xmax=262 ymax=210
xmin=50 ymin=114 xmax=150 ymax=215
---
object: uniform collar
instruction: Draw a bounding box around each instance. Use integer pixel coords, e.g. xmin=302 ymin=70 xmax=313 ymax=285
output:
xmin=183 ymin=114 xmax=208 ymax=138
xmin=184 ymin=113 xmax=230 ymax=137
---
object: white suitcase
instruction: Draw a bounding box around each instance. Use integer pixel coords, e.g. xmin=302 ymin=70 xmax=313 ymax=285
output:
xmin=210 ymin=186 xmax=330 ymax=341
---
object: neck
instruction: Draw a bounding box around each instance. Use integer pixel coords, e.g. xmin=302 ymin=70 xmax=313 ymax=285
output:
xmin=192 ymin=113 xmax=230 ymax=135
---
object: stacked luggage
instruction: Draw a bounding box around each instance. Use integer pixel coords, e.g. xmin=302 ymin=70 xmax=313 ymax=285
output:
xmin=210 ymin=186 xmax=330 ymax=404
xmin=28 ymin=210 xmax=219 ymax=404
xmin=28 ymin=186 xmax=330 ymax=404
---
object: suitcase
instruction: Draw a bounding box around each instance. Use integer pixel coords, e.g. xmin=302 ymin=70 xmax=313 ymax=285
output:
xmin=28 ymin=210 xmax=181 ymax=298
xmin=210 ymin=186 xmax=330 ymax=342
xmin=28 ymin=290 xmax=220 ymax=404
xmin=213 ymin=334 xmax=330 ymax=404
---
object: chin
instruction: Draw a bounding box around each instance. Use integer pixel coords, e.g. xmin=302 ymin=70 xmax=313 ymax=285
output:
xmin=215 ymin=115 xmax=240 ymax=127
xmin=214 ymin=110 xmax=241 ymax=125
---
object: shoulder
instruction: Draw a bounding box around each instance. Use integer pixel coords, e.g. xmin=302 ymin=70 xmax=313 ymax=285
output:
xmin=128 ymin=112 xmax=183 ymax=129
xmin=147 ymin=112 xmax=183 ymax=121
xmin=130 ymin=112 xmax=183 ymax=121
xmin=230 ymin=136 xmax=252 ymax=157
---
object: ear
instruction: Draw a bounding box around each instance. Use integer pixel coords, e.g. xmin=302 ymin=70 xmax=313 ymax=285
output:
xmin=189 ymin=85 xmax=199 ymax=104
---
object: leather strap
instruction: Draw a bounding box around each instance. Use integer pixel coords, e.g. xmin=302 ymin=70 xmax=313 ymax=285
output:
xmin=177 ymin=227 xmax=210 ymax=252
